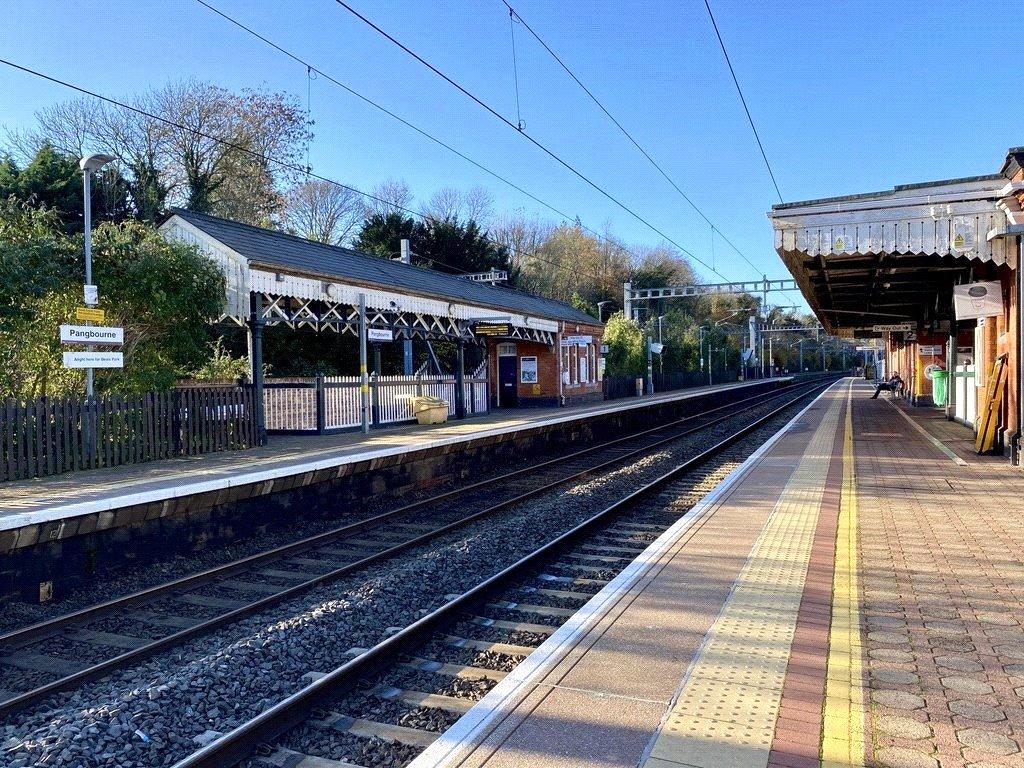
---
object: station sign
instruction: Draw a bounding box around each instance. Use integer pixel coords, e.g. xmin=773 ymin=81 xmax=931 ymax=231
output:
xmin=367 ymin=328 xmax=394 ymax=342
xmin=871 ymin=322 xmax=915 ymax=332
xmin=60 ymin=324 xmax=123 ymax=345
xmin=562 ymin=334 xmax=593 ymax=346
xmin=62 ymin=351 xmax=123 ymax=369
xmin=75 ymin=306 xmax=106 ymax=323
xmin=600 ymin=344 xmax=609 ymax=355
xmin=472 ymin=321 xmax=512 ymax=337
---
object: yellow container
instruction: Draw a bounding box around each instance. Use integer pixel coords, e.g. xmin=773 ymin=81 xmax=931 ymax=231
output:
xmin=411 ymin=396 xmax=449 ymax=425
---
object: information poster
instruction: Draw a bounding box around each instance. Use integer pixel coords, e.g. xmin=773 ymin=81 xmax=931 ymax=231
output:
xmin=520 ymin=356 xmax=538 ymax=383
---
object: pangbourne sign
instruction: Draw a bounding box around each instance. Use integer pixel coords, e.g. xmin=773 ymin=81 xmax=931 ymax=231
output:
xmin=60 ymin=324 xmax=124 ymax=345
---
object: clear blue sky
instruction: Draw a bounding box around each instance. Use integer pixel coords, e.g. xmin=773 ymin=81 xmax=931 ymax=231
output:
xmin=1 ymin=0 xmax=1019 ymax=301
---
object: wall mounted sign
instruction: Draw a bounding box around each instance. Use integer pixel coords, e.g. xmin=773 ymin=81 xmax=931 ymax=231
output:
xmin=473 ymin=321 xmax=512 ymax=337
xmin=953 ymin=281 xmax=1002 ymax=320
xmin=563 ymin=334 xmax=592 ymax=346
xmin=871 ymin=322 xmax=915 ymax=332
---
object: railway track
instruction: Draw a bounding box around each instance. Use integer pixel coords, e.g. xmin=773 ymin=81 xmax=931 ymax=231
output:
xmin=166 ymin=378 xmax=836 ymax=768
xmin=0 ymin=378 xmax=831 ymax=719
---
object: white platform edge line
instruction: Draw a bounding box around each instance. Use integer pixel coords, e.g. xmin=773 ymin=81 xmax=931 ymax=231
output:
xmin=407 ymin=379 xmax=843 ymax=768
xmin=0 ymin=380 xmax=777 ymax=528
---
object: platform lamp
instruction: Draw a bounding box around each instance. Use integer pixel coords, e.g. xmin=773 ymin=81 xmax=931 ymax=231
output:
xmin=596 ymin=301 xmax=612 ymax=322
xmin=79 ymin=153 xmax=115 ymax=398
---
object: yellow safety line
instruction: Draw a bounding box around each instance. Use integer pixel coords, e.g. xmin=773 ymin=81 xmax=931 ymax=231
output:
xmin=821 ymin=380 xmax=867 ymax=765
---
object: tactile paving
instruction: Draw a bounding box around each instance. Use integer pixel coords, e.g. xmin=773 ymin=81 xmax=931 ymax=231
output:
xmin=642 ymin=392 xmax=844 ymax=768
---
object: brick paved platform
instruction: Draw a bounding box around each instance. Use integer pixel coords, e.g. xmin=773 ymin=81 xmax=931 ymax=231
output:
xmin=409 ymin=378 xmax=1024 ymax=768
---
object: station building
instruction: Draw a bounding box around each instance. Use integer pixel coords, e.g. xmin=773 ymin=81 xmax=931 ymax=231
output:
xmin=769 ymin=147 xmax=1024 ymax=461
xmin=160 ymin=210 xmax=604 ymax=420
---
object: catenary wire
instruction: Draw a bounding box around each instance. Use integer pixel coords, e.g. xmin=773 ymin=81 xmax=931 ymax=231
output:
xmin=703 ymin=0 xmax=783 ymax=203
xmin=500 ymin=0 xmax=797 ymax=305
xmin=0 ymin=56 xmax=606 ymax=286
xmin=331 ymin=0 xmax=732 ymax=281
xmin=190 ymin=0 xmax=662 ymax=289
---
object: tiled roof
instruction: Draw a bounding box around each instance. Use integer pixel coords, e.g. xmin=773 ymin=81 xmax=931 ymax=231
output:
xmin=171 ymin=208 xmax=599 ymax=325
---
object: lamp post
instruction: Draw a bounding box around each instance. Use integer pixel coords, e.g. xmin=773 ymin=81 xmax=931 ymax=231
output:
xmin=596 ymin=301 xmax=612 ymax=322
xmin=79 ymin=153 xmax=115 ymax=398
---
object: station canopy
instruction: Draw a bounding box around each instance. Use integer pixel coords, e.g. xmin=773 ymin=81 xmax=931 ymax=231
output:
xmin=161 ymin=209 xmax=598 ymax=344
xmin=768 ymin=153 xmax=1024 ymax=336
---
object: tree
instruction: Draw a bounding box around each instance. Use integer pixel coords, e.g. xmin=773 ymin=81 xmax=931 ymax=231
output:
xmin=422 ymin=185 xmax=493 ymax=225
xmin=419 ymin=216 xmax=509 ymax=275
xmin=284 ymin=179 xmax=364 ymax=246
xmin=353 ymin=212 xmax=509 ymax=277
xmin=601 ymin=312 xmax=646 ymax=375
xmin=20 ymin=80 xmax=310 ymax=225
xmin=0 ymin=144 xmax=128 ymax=232
xmin=365 ymin=178 xmax=413 ymax=218
xmin=354 ymin=212 xmax=426 ymax=258
xmin=0 ymin=203 xmax=225 ymax=397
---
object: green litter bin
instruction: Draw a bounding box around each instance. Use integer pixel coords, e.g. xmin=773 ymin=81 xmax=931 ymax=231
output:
xmin=931 ymin=369 xmax=949 ymax=407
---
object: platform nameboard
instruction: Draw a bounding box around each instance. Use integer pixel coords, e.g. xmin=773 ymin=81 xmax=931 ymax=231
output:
xmin=60 ymin=324 xmax=123 ymax=345
xmin=63 ymin=351 xmax=123 ymax=369
xmin=367 ymin=328 xmax=394 ymax=342
xmin=472 ymin=321 xmax=512 ymax=337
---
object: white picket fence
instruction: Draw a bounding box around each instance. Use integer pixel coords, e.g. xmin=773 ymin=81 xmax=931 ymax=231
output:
xmin=263 ymin=374 xmax=489 ymax=433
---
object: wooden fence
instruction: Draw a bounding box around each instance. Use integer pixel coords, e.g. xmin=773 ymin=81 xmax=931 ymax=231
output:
xmin=1 ymin=386 xmax=259 ymax=482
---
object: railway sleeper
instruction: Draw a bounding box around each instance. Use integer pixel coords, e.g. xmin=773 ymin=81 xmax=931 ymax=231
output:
xmin=440 ymin=633 xmax=536 ymax=657
xmin=254 ymin=744 xmax=367 ymax=768
xmin=370 ymin=685 xmax=474 ymax=715
xmin=468 ymin=615 xmax=554 ymax=636
xmin=310 ymin=712 xmax=439 ymax=749
xmin=487 ymin=601 xmax=576 ymax=618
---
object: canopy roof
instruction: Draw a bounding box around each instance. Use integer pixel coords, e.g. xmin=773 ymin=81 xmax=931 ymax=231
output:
xmin=769 ymin=158 xmax=1023 ymax=335
xmin=163 ymin=208 xmax=599 ymax=327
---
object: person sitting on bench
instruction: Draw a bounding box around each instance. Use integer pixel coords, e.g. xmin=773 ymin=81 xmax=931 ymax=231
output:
xmin=870 ymin=372 xmax=904 ymax=399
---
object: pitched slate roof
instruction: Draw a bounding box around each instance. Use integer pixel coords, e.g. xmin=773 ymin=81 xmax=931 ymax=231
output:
xmin=170 ymin=208 xmax=599 ymax=325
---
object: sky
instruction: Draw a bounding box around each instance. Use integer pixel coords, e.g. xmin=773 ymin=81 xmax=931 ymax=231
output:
xmin=1 ymin=0 xmax=1020 ymax=308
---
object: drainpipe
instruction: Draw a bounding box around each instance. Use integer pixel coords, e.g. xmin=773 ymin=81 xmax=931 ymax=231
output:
xmin=557 ymin=321 xmax=565 ymax=406
xmin=1017 ymin=234 xmax=1024 ymax=464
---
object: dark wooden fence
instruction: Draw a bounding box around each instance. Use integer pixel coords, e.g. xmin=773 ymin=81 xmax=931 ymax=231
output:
xmin=1 ymin=386 xmax=259 ymax=482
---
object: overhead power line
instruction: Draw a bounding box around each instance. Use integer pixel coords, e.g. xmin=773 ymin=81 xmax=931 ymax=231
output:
xmin=191 ymin=0 xmax=641 ymax=286
xmin=499 ymin=0 xmax=787 ymax=291
xmin=0 ymin=56 xmax=608 ymax=287
xmin=332 ymin=0 xmax=731 ymax=282
xmin=703 ymin=0 xmax=783 ymax=203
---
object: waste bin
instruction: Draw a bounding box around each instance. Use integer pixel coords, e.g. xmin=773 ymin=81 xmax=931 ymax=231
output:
xmin=411 ymin=395 xmax=449 ymax=425
xmin=931 ymin=369 xmax=949 ymax=407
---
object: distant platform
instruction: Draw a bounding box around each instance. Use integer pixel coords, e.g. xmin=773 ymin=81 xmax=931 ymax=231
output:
xmin=411 ymin=378 xmax=1024 ymax=768
xmin=0 ymin=379 xmax=779 ymax=548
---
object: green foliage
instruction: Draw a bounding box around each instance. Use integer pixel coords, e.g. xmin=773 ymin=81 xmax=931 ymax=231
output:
xmin=354 ymin=213 xmax=510 ymax=277
xmin=0 ymin=205 xmax=225 ymax=397
xmin=601 ymin=312 xmax=646 ymax=375
xmin=191 ymin=337 xmax=251 ymax=382
xmin=570 ymin=291 xmax=596 ymax=317
xmin=0 ymin=144 xmax=128 ymax=232
xmin=354 ymin=212 xmax=424 ymax=258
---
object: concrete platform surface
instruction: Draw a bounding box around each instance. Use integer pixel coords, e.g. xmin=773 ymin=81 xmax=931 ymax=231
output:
xmin=0 ymin=380 xmax=767 ymax=530
xmin=410 ymin=378 xmax=1024 ymax=768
